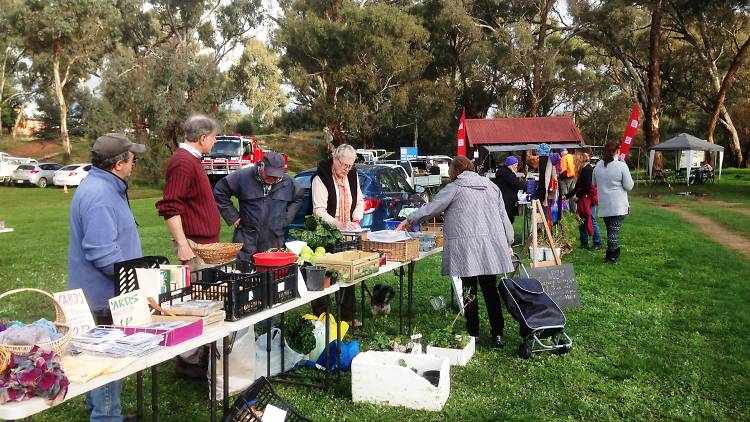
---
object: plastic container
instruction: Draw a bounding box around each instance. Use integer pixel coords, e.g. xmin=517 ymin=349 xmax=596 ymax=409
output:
xmin=252 ymin=251 xmax=297 ymax=267
xmin=264 ymin=263 xmax=300 ymax=307
xmin=303 ymin=266 xmax=326 ymax=291
xmin=191 ymin=267 xmax=267 ymax=321
xmin=224 ymin=376 xmax=310 ymax=422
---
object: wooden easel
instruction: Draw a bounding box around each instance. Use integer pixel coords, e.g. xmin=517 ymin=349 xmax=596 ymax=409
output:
xmin=521 ymin=199 xmax=561 ymax=268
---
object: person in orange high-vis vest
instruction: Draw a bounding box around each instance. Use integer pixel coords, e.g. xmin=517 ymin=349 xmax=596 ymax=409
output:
xmin=559 ymin=148 xmax=577 ymax=213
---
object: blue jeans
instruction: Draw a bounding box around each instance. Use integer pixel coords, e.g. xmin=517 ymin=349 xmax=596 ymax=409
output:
xmin=579 ymin=205 xmax=601 ymax=246
xmin=85 ymin=380 xmax=124 ymax=421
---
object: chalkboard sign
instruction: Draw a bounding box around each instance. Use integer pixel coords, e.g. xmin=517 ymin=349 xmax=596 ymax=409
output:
xmin=524 ymin=264 xmax=580 ymax=310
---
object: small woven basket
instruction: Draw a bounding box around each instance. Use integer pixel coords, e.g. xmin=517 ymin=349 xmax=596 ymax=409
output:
xmin=192 ymin=242 xmax=243 ymax=264
xmin=0 ymin=347 xmax=9 ymax=374
xmin=0 ymin=288 xmax=72 ymax=356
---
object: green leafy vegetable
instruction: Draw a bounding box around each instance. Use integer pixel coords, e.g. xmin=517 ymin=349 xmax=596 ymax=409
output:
xmin=289 ymin=215 xmax=344 ymax=250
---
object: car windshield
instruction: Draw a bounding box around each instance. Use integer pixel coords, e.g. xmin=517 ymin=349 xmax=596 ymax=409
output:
xmin=60 ymin=165 xmax=80 ymax=171
xmin=210 ymin=140 xmax=243 ymax=156
xmin=17 ymin=165 xmax=35 ymax=170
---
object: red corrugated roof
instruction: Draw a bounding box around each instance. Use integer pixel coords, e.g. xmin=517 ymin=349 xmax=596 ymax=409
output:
xmin=465 ymin=115 xmax=584 ymax=146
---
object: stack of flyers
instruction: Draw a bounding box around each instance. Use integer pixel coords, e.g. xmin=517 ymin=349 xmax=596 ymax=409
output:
xmin=162 ymin=300 xmax=223 ymax=317
xmin=73 ymin=327 xmax=126 ymax=344
xmin=71 ymin=329 xmax=163 ymax=358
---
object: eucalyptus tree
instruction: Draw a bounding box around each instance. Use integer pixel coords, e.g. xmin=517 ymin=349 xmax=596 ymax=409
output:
xmin=664 ymin=0 xmax=750 ymax=165
xmin=15 ymin=0 xmax=122 ymax=159
xmin=274 ymin=0 xmax=430 ymax=146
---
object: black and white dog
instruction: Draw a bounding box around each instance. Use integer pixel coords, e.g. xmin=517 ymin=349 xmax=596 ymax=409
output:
xmin=370 ymin=283 xmax=396 ymax=316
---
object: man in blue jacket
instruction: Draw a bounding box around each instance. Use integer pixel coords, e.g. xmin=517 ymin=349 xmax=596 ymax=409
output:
xmin=68 ymin=132 xmax=145 ymax=422
xmin=214 ymin=152 xmax=303 ymax=261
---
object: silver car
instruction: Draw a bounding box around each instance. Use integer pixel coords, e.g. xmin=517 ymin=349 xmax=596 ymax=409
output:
xmin=12 ymin=163 xmax=63 ymax=188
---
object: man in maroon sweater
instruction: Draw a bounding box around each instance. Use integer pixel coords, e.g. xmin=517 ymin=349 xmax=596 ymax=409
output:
xmin=156 ymin=114 xmax=222 ymax=379
xmin=156 ymin=114 xmax=221 ymax=269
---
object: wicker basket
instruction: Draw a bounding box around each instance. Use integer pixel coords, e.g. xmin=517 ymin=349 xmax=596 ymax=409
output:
xmin=0 ymin=347 xmax=9 ymax=374
xmin=361 ymin=238 xmax=420 ymax=262
xmin=192 ymin=242 xmax=243 ymax=264
xmin=0 ymin=288 xmax=72 ymax=356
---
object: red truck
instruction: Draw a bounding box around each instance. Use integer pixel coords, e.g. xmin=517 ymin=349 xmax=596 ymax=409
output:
xmin=201 ymin=134 xmax=288 ymax=184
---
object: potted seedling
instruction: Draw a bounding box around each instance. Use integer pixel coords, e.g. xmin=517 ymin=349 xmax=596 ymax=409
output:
xmin=426 ymin=291 xmax=476 ymax=366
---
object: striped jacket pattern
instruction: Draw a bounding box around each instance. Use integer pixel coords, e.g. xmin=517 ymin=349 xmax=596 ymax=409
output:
xmin=407 ymin=171 xmax=514 ymax=277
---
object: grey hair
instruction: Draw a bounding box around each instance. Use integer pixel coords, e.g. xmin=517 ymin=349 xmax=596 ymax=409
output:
xmin=183 ymin=113 xmax=220 ymax=142
xmin=92 ymin=150 xmax=130 ymax=171
xmin=334 ymin=144 xmax=356 ymax=161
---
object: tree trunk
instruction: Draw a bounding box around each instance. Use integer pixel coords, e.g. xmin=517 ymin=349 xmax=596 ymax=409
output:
xmin=0 ymin=47 xmax=8 ymax=135
xmin=52 ymin=55 xmax=71 ymax=161
xmin=527 ymin=0 xmax=556 ymax=117
xmin=11 ymin=107 xmax=23 ymax=142
xmin=707 ymin=36 xmax=750 ymax=165
xmin=645 ymin=0 xmax=663 ymax=168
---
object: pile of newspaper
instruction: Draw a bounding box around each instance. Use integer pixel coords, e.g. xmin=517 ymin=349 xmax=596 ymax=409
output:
xmin=72 ymin=327 xmax=163 ymax=358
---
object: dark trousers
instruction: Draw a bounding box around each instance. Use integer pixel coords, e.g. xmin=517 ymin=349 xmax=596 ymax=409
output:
xmin=462 ymin=275 xmax=504 ymax=337
xmin=311 ymin=285 xmax=356 ymax=321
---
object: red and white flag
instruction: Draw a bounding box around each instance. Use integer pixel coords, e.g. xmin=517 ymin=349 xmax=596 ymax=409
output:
xmin=456 ymin=108 xmax=467 ymax=156
xmin=619 ymin=104 xmax=640 ymax=160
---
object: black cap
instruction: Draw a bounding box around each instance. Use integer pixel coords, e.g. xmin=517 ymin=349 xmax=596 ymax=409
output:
xmin=92 ymin=133 xmax=146 ymax=159
xmin=263 ymin=152 xmax=285 ymax=177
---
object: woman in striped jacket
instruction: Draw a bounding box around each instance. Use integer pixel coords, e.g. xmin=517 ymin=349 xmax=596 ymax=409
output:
xmin=397 ymin=156 xmax=514 ymax=347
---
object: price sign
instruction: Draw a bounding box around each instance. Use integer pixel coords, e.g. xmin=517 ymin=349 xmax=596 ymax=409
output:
xmin=54 ymin=288 xmax=96 ymax=336
xmin=108 ymin=289 xmax=152 ymax=327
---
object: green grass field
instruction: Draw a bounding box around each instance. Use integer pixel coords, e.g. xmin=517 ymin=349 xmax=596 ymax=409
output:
xmin=0 ymin=177 xmax=749 ymax=421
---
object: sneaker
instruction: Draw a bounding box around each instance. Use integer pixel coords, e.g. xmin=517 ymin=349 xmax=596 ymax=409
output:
xmin=494 ymin=335 xmax=505 ymax=348
xmin=591 ymin=244 xmax=601 ymax=251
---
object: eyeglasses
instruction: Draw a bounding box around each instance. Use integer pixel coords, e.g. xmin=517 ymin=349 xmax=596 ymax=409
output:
xmin=336 ymin=158 xmax=354 ymax=170
xmin=131 ymin=157 xmax=138 ymax=164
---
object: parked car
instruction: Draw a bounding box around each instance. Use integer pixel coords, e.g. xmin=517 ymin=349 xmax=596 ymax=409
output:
xmin=53 ymin=163 xmax=92 ymax=187
xmin=289 ymin=164 xmax=427 ymax=232
xmin=0 ymin=153 xmax=38 ymax=184
xmin=12 ymin=163 xmax=63 ymax=188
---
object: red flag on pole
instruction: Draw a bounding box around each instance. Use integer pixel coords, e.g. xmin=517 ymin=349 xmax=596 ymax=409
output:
xmin=456 ymin=108 xmax=467 ymax=156
xmin=619 ymin=104 xmax=640 ymax=160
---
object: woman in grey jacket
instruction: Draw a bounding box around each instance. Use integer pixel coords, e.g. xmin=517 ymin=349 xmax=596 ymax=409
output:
xmin=397 ymin=156 xmax=514 ymax=347
xmin=592 ymin=141 xmax=634 ymax=264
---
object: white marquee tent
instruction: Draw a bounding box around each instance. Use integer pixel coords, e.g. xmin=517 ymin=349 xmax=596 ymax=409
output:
xmin=647 ymin=133 xmax=724 ymax=184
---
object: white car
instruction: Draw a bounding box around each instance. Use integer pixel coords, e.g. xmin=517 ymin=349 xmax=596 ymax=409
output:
xmin=53 ymin=163 xmax=92 ymax=187
xmin=12 ymin=163 xmax=63 ymax=188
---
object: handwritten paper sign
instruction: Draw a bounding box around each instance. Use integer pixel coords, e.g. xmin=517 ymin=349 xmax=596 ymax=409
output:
xmin=524 ymin=264 xmax=581 ymax=310
xmin=108 ymin=289 xmax=152 ymax=327
xmin=53 ymin=289 xmax=96 ymax=336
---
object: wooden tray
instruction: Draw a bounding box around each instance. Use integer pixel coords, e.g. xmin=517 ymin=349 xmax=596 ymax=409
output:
xmin=314 ymin=251 xmax=381 ymax=283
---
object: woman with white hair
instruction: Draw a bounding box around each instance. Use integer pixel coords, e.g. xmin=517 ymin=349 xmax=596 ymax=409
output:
xmin=310 ymin=144 xmax=364 ymax=326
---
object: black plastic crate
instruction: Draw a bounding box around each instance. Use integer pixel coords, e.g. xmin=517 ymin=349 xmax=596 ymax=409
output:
xmin=191 ymin=267 xmax=267 ymax=321
xmin=113 ymin=256 xmax=170 ymax=296
xmin=328 ymin=236 xmax=362 ymax=253
xmin=223 ymin=377 xmax=310 ymax=422
xmin=258 ymin=263 xmax=299 ymax=307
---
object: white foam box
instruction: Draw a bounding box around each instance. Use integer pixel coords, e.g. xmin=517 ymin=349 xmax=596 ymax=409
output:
xmin=426 ymin=335 xmax=475 ymax=366
xmin=351 ymin=351 xmax=450 ymax=411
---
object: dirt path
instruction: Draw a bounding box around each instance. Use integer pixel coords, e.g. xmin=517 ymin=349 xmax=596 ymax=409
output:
xmin=693 ymin=199 xmax=750 ymax=218
xmin=663 ymin=205 xmax=750 ymax=258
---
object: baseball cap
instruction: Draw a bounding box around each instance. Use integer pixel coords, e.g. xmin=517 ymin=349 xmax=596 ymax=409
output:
xmin=263 ymin=152 xmax=285 ymax=178
xmin=92 ymin=133 xmax=146 ymax=159
xmin=505 ymin=156 xmax=519 ymax=166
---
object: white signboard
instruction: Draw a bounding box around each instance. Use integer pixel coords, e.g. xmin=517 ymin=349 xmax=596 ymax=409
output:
xmin=53 ymin=288 xmax=96 ymax=336
xmin=108 ymin=289 xmax=152 ymax=327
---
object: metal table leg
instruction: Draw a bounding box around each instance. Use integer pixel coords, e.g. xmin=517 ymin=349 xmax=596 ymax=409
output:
xmin=136 ymin=371 xmax=143 ymax=421
xmin=223 ymin=336 xmax=230 ymax=418
xmin=210 ymin=342 xmax=218 ymax=422
xmin=407 ymin=262 xmax=415 ymax=335
xmin=398 ymin=266 xmax=404 ymax=334
xmin=150 ymin=366 xmax=158 ymax=422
